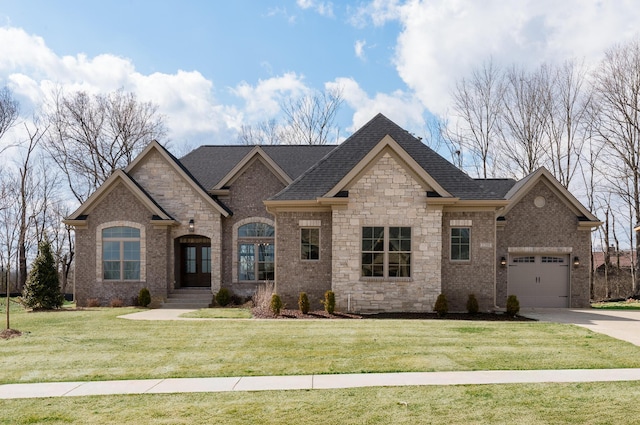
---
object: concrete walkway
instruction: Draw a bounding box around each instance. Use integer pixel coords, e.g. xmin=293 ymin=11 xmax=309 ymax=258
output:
xmin=3 ymin=369 xmax=640 ymax=400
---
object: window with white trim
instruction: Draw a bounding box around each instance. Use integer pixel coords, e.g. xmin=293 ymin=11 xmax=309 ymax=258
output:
xmin=361 ymin=226 xmax=411 ymax=278
xmin=102 ymin=226 xmax=141 ymax=280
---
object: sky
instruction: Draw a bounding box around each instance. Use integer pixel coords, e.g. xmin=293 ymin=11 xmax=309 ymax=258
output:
xmin=1 ymin=0 xmax=640 ymax=154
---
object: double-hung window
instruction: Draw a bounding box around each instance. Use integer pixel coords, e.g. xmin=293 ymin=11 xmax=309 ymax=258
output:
xmin=450 ymin=227 xmax=470 ymax=261
xmin=301 ymin=228 xmax=320 ymax=260
xmin=361 ymin=226 xmax=411 ymax=278
xmin=103 ymin=226 xmax=141 ymax=280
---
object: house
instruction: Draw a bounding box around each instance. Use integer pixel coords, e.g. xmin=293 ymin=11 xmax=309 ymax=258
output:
xmin=64 ymin=114 xmax=601 ymax=312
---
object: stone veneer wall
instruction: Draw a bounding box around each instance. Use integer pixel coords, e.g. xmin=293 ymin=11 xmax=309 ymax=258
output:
xmin=496 ymin=181 xmax=592 ymax=308
xmin=218 ymin=158 xmax=286 ymax=298
xmin=274 ymin=211 xmax=333 ymax=310
xmin=74 ymin=182 xmax=169 ymax=306
xmin=441 ymin=211 xmax=496 ymax=312
xmin=129 ymin=149 xmax=222 ymax=293
xmin=332 ymin=152 xmax=442 ymax=313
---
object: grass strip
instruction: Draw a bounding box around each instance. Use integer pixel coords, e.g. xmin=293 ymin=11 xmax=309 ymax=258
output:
xmin=1 ymin=382 xmax=639 ymax=424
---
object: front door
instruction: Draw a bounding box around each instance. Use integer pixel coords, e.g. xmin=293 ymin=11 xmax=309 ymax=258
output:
xmin=179 ymin=237 xmax=211 ymax=287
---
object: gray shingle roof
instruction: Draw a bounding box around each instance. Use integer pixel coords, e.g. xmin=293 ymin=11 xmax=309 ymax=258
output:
xmin=270 ymin=113 xmax=504 ymax=201
xmin=474 ymin=179 xmax=517 ymax=199
xmin=179 ymin=145 xmax=335 ymax=190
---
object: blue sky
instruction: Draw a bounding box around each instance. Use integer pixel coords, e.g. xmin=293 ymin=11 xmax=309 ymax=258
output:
xmin=2 ymin=0 xmax=640 ymax=152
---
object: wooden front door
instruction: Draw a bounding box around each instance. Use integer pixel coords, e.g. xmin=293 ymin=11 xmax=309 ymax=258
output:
xmin=180 ymin=239 xmax=211 ymax=287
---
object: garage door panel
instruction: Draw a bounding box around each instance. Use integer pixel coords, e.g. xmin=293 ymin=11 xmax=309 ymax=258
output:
xmin=508 ymin=255 xmax=569 ymax=308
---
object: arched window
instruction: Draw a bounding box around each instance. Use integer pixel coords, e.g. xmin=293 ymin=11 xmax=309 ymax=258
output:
xmin=238 ymin=222 xmax=274 ymax=281
xmin=102 ymin=226 xmax=141 ymax=280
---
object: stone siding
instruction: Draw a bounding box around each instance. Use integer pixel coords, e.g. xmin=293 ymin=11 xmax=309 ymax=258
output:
xmin=496 ymin=181 xmax=591 ymax=308
xmin=275 ymin=211 xmax=333 ymax=310
xmin=441 ymin=211 xmax=496 ymax=312
xmin=74 ymin=182 xmax=170 ymax=306
xmin=331 ymin=153 xmax=442 ymax=313
xmin=218 ymin=158 xmax=287 ymax=298
xmin=129 ymin=149 xmax=222 ymax=292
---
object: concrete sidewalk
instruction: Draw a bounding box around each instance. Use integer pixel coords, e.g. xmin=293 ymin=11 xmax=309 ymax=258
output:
xmin=3 ymin=369 xmax=640 ymax=400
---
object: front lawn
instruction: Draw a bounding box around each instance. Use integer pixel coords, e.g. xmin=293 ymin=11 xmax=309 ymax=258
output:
xmin=2 ymin=304 xmax=640 ymax=384
xmin=1 ymin=382 xmax=640 ymax=424
xmin=592 ymin=299 xmax=640 ymax=310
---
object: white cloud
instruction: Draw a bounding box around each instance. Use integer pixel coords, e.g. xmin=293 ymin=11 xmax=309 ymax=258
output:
xmin=296 ymin=0 xmax=335 ymax=18
xmin=354 ymin=40 xmax=367 ymax=60
xmin=327 ymin=77 xmax=425 ymax=132
xmin=352 ymin=0 xmax=640 ymax=117
xmin=349 ymin=0 xmax=401 ymax=28
xmin=231 ymin=72 xmax=309 ymax=121
xmin=0 ymin=26 xmax=245 ymax=147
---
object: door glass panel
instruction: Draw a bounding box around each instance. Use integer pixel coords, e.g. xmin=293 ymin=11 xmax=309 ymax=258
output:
xmin=202 ymin=247 xmax=211 ymax=273
xmin=185 ymin=246 xmax=197 ymax=273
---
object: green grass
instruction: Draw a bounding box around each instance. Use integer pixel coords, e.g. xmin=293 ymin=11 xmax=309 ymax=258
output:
xmin=2 ymin=303 xmax=640 ymax=385
xmin=592 ymin=300 xmax=640 ymax=310
xmin=180 ymin=308 xmax=253 ymax=319
xmin=2 ymin=382 xmax=640 ymax=424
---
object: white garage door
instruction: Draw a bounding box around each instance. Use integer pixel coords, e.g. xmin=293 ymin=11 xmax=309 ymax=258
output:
xmin=508 ymin=255 xmax=570 ymax=308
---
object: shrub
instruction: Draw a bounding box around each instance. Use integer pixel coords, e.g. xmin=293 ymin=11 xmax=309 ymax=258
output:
xmin=110 ymin=298 xmax=124 ymax=308
xmin=215 ymin=287 xmax=232 ymax=307
xmin=252 ymin=281 xmax=275 ymax=309
xmin=21 ymin=240 xmax=64 ymax=310
xmin=434 ymin=293 xmax=448 ymax=317
xmin=270 ymin=294 xmax=283 ymax=315
xmin=87 ymin=298 xmax=101 ymax=307
xmin=138 ymin=288 xmax=151 ymax=307
xmin=506 ymin=295 xmax=520 ymax=317
xmin=322 ymin=290 xmax=335 ymax=314
xmin=298 ymin=292 xmax=310 ymax=314
xmin=466 ymin=293 xmax=479 ymax=315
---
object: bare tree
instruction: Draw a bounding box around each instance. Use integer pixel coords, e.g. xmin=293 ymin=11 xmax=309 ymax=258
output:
xmin=541 ymin=60 xmax=592 ymax=188
xmin=238 ymin=119 xmax=281 ymax=145
xmin=591 ymin=39 xmax=640 ymax=286
xmin=451 ymin=59 xmax=505 ymax=178
xmin=279 ymin=87 xmax=343 ymax=145
xmin=45 ymin=88 xmax=166 ymax=203
xmin=15 ymin=120 xmax=49 ymax=289
xmin=0 ymin=86 xmax=19 ymax=153
xmin=498 ymin=65 xmax=549 ymax=177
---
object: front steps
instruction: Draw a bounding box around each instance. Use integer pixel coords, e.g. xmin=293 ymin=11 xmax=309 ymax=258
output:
xmin=161 ymin=288 xmax=212 ymax=309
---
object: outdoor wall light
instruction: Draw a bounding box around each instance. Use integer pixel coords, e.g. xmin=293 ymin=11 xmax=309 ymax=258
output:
xmin=500 ymin=256 xmax=507 ymax=267
xmin=573 ymin=256 xmax=580 ymax=267
xmin=188 ymin=219 xmax=195 ymax=233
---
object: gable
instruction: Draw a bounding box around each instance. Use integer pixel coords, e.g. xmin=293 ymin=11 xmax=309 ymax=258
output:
xmin=270 ymin=113 xmax=499 ymax=202
xmin=324 ymin=135 xmax=451 ymax=198
xmin=63 ymin=169 xmax=175 ymax=228
xmin=501 ymin=168 xmax=600 ymax=227
xmin=212 ymin=146 xmax=292 ymax=190
xmin=126 ymin=141 xmax=230 ymax=217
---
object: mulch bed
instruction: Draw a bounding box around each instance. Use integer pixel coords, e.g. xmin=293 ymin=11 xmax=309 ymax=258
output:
xmin=0 ymin=328 xmax=22 ymax=339
xmin=252 ymin=308 xmax=535 ymax=321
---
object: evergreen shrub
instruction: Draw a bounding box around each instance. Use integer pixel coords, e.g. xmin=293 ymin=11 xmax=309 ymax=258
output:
xmin=138 ymin=288 xmax=151 ymax=307
xmin=322 ymin=290 xmax=335 ymax=314
xmin=434 ymin=293 xmax=448 ymax=317
xmin=270 ymin=294 xmax=283 ymax=315
xmin=506 ymin=295 xmax=520 ymax=317
xmin=466 ymin=293 xmax=479 ymax=315
xmin=298 ymin=292 xmax=310 ymax=314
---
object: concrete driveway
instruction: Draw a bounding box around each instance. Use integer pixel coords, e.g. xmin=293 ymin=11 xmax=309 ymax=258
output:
xmin=522 ymin=308 xmax=640 ymax=347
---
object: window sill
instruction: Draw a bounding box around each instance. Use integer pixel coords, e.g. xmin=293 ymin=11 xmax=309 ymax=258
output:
xmin=360 ymin=277 xmax=413 ymax=283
